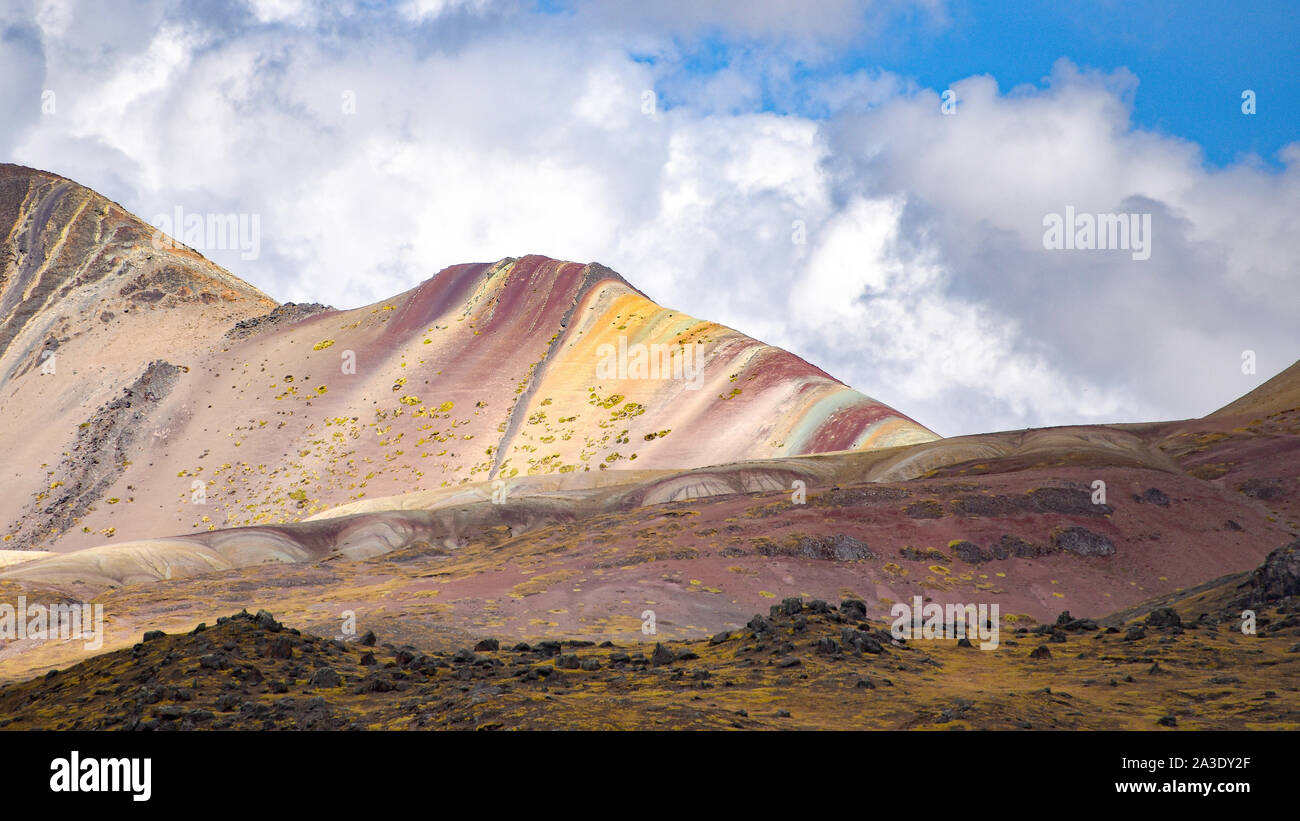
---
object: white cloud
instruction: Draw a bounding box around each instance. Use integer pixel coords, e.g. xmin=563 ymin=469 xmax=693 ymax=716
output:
xmin=3 ymin=5 xmax=1297 ymax=438
xmin=397 ymin=0 xmax=497 ymax=23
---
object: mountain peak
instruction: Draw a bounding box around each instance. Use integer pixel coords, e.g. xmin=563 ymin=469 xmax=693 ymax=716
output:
xmin=0 ymin=164 xmax=273 ymax=382
xmin=0 ymin=169 xmax=936 ymax=554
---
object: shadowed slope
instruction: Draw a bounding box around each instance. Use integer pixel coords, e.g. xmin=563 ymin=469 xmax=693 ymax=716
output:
xmin=0 ymin=165 xmax=276 ymax=551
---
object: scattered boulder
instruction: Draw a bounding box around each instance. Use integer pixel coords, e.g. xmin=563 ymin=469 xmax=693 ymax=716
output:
xmin=215 ymin=693 xmax=241 ymax=712
xmin=309 ymin=668 xmax=341 ymax=688
xmin=840 ymin=627 xmax=883 ymax=654
xmin=1245 ymin=539 xmax=1300 ymax=603
xmin=266 ymin=637 xmax=293 ymax=660
xmin=198 ymin=653 xmax=228 ymax=670
xmin=840 ymin=599 xmax=868 ymax=621
xmin=1142 ymin=488 xmax=1171 ymax=507
xmin=254 ymin=610 xmax=282 ymax=632
xmin=1145 ymin=607 xmax=1182 ymax=629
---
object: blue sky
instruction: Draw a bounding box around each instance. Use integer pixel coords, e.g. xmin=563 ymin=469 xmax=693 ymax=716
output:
xmin=623 ymin=0 xmax=1298 ymax=167
xmin=867 ymin=0 xmax=1298 ymax=167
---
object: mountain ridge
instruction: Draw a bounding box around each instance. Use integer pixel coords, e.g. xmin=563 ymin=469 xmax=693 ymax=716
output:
xmin=0 ymin=166 xmax=937 ymax=555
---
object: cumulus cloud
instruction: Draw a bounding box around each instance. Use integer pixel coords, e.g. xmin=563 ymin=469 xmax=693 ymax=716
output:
xmin=1 ymin=2 xmax=1296 ymax=437
xmin=816 ymin=59 xmax=1300 ymax=432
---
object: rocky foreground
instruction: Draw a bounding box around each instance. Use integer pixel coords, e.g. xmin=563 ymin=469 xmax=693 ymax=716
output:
xmin=2 ymin=542 xmax=1296 ymax=731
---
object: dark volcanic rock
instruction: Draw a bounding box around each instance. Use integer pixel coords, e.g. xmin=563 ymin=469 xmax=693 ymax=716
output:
xmin=791 ymin=534 xmax=875 ymax=561
xmin=950 ymin=494 xmax=1023 ymax=517
xmin=1142 ymin=488 xmax=1171 ymax=507
xmin=840 ymin=599 xmax=868 ymax=621
xmin=749 ymin=534 xmax=875 ymax=561
xmin=950 ymin=540 xmax=989 ymax=564
xmin=225 ymin=302 xmax=333 ymax=341
xmin=309 ymin=668 xmax=342 ymax=688
xmin=1145 ymin=607 xmax=1182 ymax=629
xmin=6 ymin=360 xmax=183 ymax=551
xmin=996 ymin=534 xmax=1046 ymax=559
xmin=1234 ymin=539 xmax=1300 ymax=607
xmin=904 ymin=499 xmax=945 ymax=519
xmin=1054 ymin=611 xmax=1099 ymax=632
xmin=814 ymin=637 xmax=840 ymax=655
xmin=534 ymin=640 xmax=562 ymax=657
xmin=651 ymin=644 xmax=674 ymax=666
xmin=840 ymin=627 xmax=883 ymax=654
xmin=1052 ymin=526 xmax=1116 ymax=557
xmin=215 ymin=693 xmax=241 ymax=712
xmin=198 ymin=653 xmax=228 ymax=670
xmin=1030 ymin=486 xmax=1110 ymax=516
xmin=266 ymin=637 xmax=293 ymax=660
xmin=1238 ymin=478 xmax=1286 ymax=502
